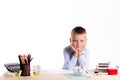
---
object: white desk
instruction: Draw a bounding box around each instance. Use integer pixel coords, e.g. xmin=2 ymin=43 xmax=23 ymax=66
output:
xmin=0 ymin=70 xmax=120 ymax=80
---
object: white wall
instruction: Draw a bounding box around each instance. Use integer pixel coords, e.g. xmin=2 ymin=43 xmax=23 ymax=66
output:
xmin=0 ymin=0 xmax=120 ymax=75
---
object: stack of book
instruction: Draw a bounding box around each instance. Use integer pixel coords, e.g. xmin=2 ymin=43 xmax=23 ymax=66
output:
xmin=94 ymin=63 xmax=109 ymax=73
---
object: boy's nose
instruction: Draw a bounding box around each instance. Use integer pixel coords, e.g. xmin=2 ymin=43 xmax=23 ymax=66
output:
xmin=77 ymin=41 xmax=81 ymax=45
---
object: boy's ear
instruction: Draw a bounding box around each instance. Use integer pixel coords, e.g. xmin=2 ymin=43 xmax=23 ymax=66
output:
xmin=86 ymin=39 xmax=88 ymax=41
xmin=69 ymin=38 xmax=72 ymax=42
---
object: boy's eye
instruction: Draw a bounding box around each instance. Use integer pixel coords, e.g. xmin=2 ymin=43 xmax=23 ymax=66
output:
xmin=80 ymin=40 xmax=84 ymax=42
xmin=72 ymin=40 xmax=77 ymax=42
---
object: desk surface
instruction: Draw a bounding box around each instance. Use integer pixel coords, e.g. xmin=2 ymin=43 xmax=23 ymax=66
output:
xmin=0 ymin=70 xmax=120 ymax=80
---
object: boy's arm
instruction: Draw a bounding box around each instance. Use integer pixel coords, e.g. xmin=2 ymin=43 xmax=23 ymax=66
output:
xmin=63 ymin=49 xmax=77 ymax=70
xmin=78 ymin=49 xmax=89 ymax=69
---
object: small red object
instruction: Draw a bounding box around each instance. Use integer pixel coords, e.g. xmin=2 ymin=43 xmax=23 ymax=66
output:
xmin=107 ymin=68 xmax=118 ymax=75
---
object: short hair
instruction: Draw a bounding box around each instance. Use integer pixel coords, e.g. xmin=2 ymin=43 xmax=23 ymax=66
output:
xmin=71 ymin=26 xmax=86 ymax=35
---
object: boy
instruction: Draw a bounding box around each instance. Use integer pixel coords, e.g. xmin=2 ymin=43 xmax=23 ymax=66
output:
xmin=63 ymin=26 xmax=89 ymax=70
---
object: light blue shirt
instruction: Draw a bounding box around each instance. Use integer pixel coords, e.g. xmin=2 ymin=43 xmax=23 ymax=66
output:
xmin=63 ymin=46 xmax=89 ymax=70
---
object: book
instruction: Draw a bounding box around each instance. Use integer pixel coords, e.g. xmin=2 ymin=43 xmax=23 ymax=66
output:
xmin=94 ymin=62 xmax=110 ymax=73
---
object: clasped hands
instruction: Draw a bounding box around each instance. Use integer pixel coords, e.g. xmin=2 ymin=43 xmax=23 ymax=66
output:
xmin=69 ymin=45 xmax=83 ymax=57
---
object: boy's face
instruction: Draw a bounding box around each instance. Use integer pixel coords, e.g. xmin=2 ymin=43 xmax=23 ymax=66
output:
xmin=70 ymin=33 xmax=87 ymax=51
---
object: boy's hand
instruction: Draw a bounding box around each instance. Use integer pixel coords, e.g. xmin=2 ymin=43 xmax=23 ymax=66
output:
xmin=78 ymin=50 xmax=82 ymax=56
xmin=69 ymin=45 xmax=78 ymax=57
xmin=69 ymin=45 xmax=83 ymax=57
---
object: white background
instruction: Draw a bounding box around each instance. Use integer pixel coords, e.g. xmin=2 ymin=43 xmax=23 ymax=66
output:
xmin=0 ymin=0 xmax=120 ymax=75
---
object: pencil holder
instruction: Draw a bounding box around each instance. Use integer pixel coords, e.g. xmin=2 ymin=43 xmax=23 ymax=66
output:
xmin=18 ymin=54 xmax=33 ymax=76
xmin=20 ymin=63 xmax=30 ymax=76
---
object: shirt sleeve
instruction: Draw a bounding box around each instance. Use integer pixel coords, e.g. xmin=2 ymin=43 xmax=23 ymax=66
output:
xmin=62 ymin=48 xmax=77 ymax=70
xmin=78 ymin=49 xmax=89 ymax=70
